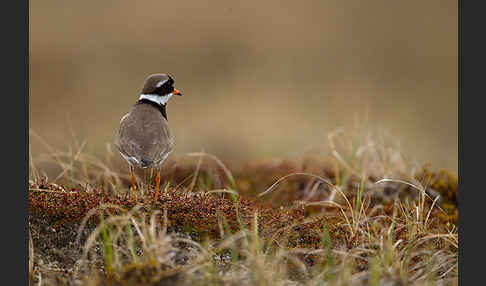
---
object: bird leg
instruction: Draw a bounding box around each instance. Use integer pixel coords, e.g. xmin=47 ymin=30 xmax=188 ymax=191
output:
xmin=130 ymin=166 xmax=138 ymax=202
xmin=154 ymin=169 xmax=161 ymax=205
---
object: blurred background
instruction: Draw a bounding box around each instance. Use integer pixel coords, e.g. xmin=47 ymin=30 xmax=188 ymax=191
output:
xmin=30 ymin=0 xmax=457 ymax=172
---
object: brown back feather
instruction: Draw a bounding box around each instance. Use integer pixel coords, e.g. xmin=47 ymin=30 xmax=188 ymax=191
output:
xmin=116 ymin=103 xmax=173 ymax=167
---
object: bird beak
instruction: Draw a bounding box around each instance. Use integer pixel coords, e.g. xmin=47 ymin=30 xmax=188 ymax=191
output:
xmin=173 ymin=88 xmax=182 ymax=96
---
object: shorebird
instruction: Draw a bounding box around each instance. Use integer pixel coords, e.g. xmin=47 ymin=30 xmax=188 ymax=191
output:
xmin=116 ymin=74 xmax=182 ymax=203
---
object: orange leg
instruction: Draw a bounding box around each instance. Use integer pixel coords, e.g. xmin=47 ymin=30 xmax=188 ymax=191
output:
xmin=130 ymin=166 xmax=138 ymax=202
xmin=154 ymin=170 xmax=161 ymax=205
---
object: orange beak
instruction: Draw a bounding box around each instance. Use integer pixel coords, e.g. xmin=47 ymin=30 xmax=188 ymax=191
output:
xmin=173 ymin=88 xmax=182 ymax=96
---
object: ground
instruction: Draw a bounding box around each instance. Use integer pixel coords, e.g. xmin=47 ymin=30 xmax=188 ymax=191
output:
xmin=29 ymin=132 xmax=458 ymax=285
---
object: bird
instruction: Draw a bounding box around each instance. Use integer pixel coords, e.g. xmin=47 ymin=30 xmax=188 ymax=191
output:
xmin=116 ymin=74 xmax=182 ymax=204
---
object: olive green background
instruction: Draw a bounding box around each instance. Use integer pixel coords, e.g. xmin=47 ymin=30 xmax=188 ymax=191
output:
xmin=30 ymin=0 xmax=457 ymax=172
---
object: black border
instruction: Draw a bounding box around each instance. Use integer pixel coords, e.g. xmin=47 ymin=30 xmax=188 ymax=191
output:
xmin=1 ymin=0 xmax=28 ymax=284
xmin=459 ymin=0 xmax=486 ymax=284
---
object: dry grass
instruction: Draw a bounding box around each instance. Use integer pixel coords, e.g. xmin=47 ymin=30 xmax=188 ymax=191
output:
xmin=28 ymin=127 xmax=458 ymax=285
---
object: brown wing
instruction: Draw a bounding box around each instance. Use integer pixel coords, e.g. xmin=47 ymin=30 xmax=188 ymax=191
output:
xmin=116 ymin=104 xmax=173 ymax=168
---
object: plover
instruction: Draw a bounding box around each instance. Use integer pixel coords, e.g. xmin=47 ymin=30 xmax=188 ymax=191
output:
xmin=116 ymin=74 xmax=182 ymax=203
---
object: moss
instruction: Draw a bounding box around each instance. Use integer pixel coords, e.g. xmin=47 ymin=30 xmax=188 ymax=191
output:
xmin=87 ymin=261 xmax=184 ymax=286
xmin=30 ymin=182 xmax=337 ymax=251
xmin=30 ymin=160 xmax=458 ymax=244
xmin=415 ymin=166 xmax=458 ymax=224
xmin=29 ymin=160 xmax=458 ymax=284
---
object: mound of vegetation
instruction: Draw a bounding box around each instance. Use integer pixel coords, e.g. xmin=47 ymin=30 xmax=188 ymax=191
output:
xmin=29 ymin=130 xmax=458 ymax=285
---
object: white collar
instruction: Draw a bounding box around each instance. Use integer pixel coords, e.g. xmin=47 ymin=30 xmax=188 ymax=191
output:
xmin=139 ymin=93 xmax=173 ymax=105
